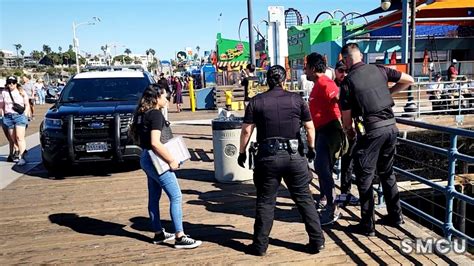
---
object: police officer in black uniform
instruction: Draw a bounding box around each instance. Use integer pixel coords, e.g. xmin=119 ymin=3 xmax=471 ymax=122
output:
xmin=238 ymin=65 xmax=324 ymax=256
xmin=339 ymin=43 xmax=414 ymax=236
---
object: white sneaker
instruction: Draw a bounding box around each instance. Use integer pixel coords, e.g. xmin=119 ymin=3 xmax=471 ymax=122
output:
xmin=175 ymin=235 xmax=202 ymax=249
xmin=152 ymin=229 xmax=175 ymax=244
xmin=16 ymin=158 xmax=27 ymax=166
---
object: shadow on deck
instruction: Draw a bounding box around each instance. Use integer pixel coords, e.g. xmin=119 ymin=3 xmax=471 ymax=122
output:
xmin=0 ymin=123 xmax=472 ymax=264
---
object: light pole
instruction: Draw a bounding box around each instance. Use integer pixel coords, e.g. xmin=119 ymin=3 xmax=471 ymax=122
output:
xmin=247 ymin=0 xmax=256 ymax=65
xmin=72 ymin=17 xmax=100 ymax=73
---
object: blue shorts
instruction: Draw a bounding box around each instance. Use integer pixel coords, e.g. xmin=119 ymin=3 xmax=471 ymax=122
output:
xmin=2 ymin=113 xmax=28 ymax=129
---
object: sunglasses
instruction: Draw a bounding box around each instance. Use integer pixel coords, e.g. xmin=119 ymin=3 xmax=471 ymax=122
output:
xmin=6 ymin=81 xmax=17 ymax=85
xmin=336 ymin=69 xmax=348 ymax=74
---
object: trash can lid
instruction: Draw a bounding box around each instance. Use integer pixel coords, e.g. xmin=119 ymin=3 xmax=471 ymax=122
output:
xmin=212 ymin=117 xmax=244 ymax=130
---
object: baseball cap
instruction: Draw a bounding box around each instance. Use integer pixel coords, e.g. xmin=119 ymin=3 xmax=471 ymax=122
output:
xmin=452 ymin=59 xmax=458 ymax=64
xmin=6 ymin=76 xmax=18 ymax=84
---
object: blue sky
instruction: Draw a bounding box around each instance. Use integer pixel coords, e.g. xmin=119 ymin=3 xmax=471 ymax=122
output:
xmin=1 ymin=0 xmax=379 ymax=60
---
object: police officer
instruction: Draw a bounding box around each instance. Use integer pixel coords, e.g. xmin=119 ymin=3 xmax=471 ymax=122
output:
xmin=238 ymin=65 xmax=325 ymax=256
xmin=339 ymin=43 xmax=414 ymax=236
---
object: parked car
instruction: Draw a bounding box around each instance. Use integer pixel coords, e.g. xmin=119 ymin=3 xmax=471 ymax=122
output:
xmin=40 ymin=67 xmax=155 ymax=173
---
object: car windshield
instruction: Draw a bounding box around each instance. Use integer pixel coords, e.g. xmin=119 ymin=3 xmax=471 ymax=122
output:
xmin=59 ymin=77 xmax=148 ymax=103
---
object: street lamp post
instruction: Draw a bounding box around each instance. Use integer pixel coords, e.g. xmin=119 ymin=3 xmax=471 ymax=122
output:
xmin=247 ymin=0 xmax=256 ymax=65
xmin=72 ymin=17 xmax=100 ymax=73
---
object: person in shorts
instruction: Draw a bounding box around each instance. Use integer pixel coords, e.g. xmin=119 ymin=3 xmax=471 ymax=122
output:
xmin=0 ymin=76 xmax=30 ymax=165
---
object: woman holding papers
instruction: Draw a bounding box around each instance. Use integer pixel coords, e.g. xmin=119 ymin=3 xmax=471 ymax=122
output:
xmin=132 ymin=84 xmax=201 ymax=249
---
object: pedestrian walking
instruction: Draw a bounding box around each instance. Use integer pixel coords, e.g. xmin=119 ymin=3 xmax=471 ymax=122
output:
xmin=21 ymin=76 xmax=35 ymax=117
xmin=305 ymin=52 xmax=344 ymax=226
xmin=35 ymin=78 xmax=45 ymax=105
xmin=172 ymin=77 xmax=183 ymax=112
xmin=131 ymin=84 xmax=201 ymax=249
xmin=339 ymin=43 xmax=414 ymax=236
xmin=0 ymin=76 xmax=30 ymax=165
xmin=238 ymin=65 xmax=325 ymax=256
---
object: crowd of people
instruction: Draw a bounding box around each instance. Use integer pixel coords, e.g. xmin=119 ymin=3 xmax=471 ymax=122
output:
xmin=4 ymin=45 xmax=469 ymax=256
xmin=236 ymin=42 xmax=414 ymax=255
xmin=134 ymin=43 xmax=416 ymax=254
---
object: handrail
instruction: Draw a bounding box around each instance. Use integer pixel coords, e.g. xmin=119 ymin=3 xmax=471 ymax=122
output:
xmin=395 ymin=119 xmax=474 ymax=246
xmin=391 ymin=80 xmax=474 ymax=120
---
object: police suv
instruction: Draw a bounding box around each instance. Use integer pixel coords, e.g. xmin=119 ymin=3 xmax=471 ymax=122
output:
xmin=40 ymin=66 xmax=155 ymax=173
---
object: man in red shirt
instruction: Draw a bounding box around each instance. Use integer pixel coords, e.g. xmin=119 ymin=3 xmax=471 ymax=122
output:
xmin=447 ymin=59 xmax=458 ymax=81
xmin=305 ymin=52 xmax=344 ymax=225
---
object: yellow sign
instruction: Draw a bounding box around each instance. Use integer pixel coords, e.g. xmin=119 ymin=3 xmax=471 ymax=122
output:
xmin=219 ymin=48 xmax=244 ymax=61
xmin=247 ymin=80 xmax=268 ymax=99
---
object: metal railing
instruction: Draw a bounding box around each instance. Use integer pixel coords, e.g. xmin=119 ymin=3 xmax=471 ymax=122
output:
xmin=395 ymin=118 xmax=474 ymax=246
xmin=392 ymin=80 xmax=474 ymax=121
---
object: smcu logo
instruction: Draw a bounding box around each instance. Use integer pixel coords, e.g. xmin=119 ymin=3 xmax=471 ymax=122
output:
xmin=89 ymin=122 xmax=105 ymax=129
xmin=400 ymin=238 xmax=467 ymax=255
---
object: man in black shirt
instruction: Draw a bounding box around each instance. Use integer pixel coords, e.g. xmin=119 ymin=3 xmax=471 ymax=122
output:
xmin=157 ymin=73 xmax=171 ymax=95
xmin=238 ymin=65 xmax=324 ymax=256
xmin=339 ymin=43 xmax=414 ymax=236
xmin=240 ymin=64 xmax=260 ymax=102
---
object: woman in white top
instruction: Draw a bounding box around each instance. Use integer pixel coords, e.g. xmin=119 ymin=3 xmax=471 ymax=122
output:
xmin=0 ymin=76 xmax=30 ymax=165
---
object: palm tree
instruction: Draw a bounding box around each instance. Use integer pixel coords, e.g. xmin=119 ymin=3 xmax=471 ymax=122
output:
xmin=43 ymin=44 xmax=52 ymax=55
xmin=196 ymin=45 xmax=200 ymax=56
xmin=101 ymin=45 xmax=108 ymax=65
xmin=101 ymin=45 xmax=107 ymax=56
xmin=13 ymin=44 xmax=21 ymax=58
xmin=124 ymin=48 xmax=131 ymax=56
xmin=13 ymin=44 xmax=22 ymax=67
xmin=20 ymin=50 xmax=25 ymax=57
xmin=58 ymin=46 xmax=62 ymax=53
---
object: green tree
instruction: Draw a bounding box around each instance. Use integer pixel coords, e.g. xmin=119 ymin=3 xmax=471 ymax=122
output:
xmin=58 ymin=46 xmax=62 ymax=53
xmin=51 ymin=52 xmax=62 ymax=65
xmin=13 ymin=44 xmax=22 ymax=67
xmin=0 ymin=51 xmax=4 ymax=66
xmin=43 ymin=44 xmax=52 ymax=54
xmin=124 ymin=48 xmax=131 ymax=56
xmin=196 ymin=45 xmax=200 ymax=56
xmin=101 ymin=45 xmax=107 ymax=56
xmin=63 ymin=52 xmax=71 ymax=66
xmin=20 ymin=50 xmax=25 ymax=57
xmin=113 ymin=55 xmax=132 ymax=64
xmin=13 ymin=44 xmax=21 ymax=57
xmin=31 ymin=50 xmax=43 ymax=61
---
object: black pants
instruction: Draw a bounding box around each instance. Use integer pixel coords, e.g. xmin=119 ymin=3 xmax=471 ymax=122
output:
xmin=352 ymin=125 xmax=402 ymax=230
xmin=252 ymin=150 xmax=324 ymax=253
xmin=340 ymin=138 xmax=355 ymax=194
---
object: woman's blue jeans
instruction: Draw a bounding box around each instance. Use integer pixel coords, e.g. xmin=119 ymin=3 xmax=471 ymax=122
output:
xmin=140 ymin=150 xmax=183 ymax=233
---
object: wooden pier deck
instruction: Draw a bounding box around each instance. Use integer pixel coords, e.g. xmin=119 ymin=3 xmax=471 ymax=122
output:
xmin=1 ymin=110 xmax=472 ymax=264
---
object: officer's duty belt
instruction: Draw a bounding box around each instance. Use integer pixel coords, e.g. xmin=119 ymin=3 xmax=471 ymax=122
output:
xmin=365 ymin=118 xmax=396 ymax=131
xmin=258 ymin=138 xmax=298 ymax=152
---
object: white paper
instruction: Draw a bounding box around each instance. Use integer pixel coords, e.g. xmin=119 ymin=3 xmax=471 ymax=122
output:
xmin=148 ymin=136 xmax=191 ymax=175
